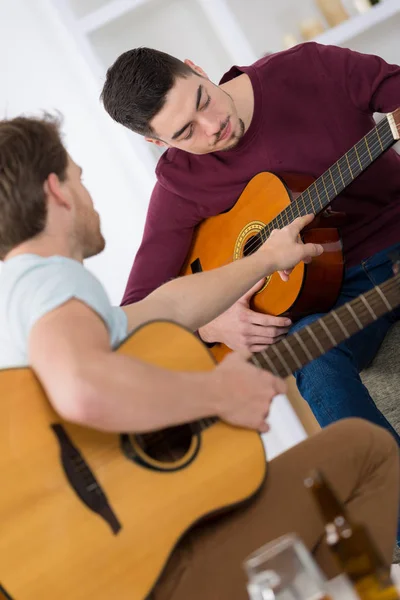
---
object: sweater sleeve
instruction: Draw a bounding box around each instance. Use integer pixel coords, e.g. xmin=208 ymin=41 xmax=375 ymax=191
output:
xmin=121 ymin=181 xmax=199 ymax=305
xmin=312 ymin=42 xmax=400 ymax=114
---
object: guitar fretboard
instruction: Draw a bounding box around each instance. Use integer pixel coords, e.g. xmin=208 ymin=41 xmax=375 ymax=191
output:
xmin=251 ymin=272 xmax=400 ymax=378
xmin=195 ymin=272 xmax=400 ymax=433
xmin=250 ymin=111 xmax=399 ymax=249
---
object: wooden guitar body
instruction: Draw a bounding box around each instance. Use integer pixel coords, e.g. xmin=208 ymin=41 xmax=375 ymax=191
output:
xmin=181 ymin=172 xmax=344 ymax=362
xmin=0 ymin=321 xmax=266 ymax=600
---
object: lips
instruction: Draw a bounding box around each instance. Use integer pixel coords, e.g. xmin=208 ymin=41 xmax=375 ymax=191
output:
xmin=219 ymin=119 xmax=231 ymax=142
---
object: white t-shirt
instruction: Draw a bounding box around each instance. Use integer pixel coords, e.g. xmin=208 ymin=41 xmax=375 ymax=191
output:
xmin=0 ymin=254 xmax=128 ymax=369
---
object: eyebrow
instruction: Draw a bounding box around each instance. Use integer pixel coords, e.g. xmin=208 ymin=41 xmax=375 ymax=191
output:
xmin=171 ymin=84 xmax=203 ymax=140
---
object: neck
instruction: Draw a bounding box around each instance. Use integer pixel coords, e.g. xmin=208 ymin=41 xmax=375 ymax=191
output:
xmin=221 ymin=73 xmax=254 ymax=133
xmin=5 ymin=232 xmax=83 ymax=263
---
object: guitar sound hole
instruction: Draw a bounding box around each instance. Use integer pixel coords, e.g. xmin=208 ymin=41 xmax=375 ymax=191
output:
xmin=136 ymin=424 xmax=193 ymax=463
xmin=243 ymin=235 xmax=261 ymax=257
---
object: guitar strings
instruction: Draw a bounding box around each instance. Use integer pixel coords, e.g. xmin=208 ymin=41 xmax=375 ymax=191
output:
xmin=259 ymin=122 xmax=394 ymax=233
xmin=254 ymin=275 xmax=400 ymax=377
xmin=243 ymin=125 xmax=393 ymax=255
xmin=243 ymin=126 xmax=393 ymax=255
xmin=241 ymin=123 xmax=394 ymax=257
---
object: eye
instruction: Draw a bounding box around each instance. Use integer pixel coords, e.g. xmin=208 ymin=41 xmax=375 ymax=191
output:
xmin=200 ymin=95 xmax=211 ymax=111
xmin=183 ymin=125 xmax=194 ymax=141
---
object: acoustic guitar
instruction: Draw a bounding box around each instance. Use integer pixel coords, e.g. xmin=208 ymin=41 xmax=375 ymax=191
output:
xmin=1 ymin=270 xmax=399 ymax=600
xmin=181 ymin=108 xmax=400 ymax=361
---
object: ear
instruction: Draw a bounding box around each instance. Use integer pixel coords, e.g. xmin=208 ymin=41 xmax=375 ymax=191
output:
xmin=44 ymin=173 xmax=72 ymax=209
xmin=144 ymin=137 xmax=170 ymax=148
xmin=184 ymin=59 xmax=208 ymax=79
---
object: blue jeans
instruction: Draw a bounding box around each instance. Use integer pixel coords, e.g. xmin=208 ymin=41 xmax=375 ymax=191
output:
xmin=290 ymin=242 xmax=400 ymax=446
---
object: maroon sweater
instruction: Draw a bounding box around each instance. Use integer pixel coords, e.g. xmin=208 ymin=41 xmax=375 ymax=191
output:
xmin=122 ymin=42 xmax=400 ymax=305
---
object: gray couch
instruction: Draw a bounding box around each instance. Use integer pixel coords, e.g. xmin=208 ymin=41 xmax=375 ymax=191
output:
xmin=361 ymin=322 xmax=400 ymax=434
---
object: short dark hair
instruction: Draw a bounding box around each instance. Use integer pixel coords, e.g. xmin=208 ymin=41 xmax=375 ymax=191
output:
xmin=101 ymin=47 xmax=195 ymax=137
xmin=0 ymin=114 xmax=68 ymax=259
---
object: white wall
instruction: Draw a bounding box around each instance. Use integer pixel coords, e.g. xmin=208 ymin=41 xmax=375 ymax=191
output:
xmin=0 ymin=0 xmax=155 ymax=304
xmin=88 ymin=0 xmax=233 ymax=85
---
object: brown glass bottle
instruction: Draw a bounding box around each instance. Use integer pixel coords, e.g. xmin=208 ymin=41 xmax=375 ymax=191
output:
xmin=304 ymin=470 xmax=399 ymax=600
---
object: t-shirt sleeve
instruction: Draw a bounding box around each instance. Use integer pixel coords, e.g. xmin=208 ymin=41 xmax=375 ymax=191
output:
xmin=121 ymin=181 xmax=197 ymax=305
xmin=8 ymin=259 xmax=128 ymax=351
xmin=311 ymin=42 xmax=400 ymax=114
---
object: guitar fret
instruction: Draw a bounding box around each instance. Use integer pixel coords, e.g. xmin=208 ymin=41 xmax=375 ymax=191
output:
xmin=294 ymin=331 xmax=314 ymax=362
xmin=354 ymin=145 xmax=363 ymax=170
xmin=360 ymin=295 xmax=377 ymax=320
xmin=282 ymin=338 xmax=302 ymax=370
xmin=319 ymin=320 xmax=337 ymax=346
xmin=307 ymin=187 xmax=313 ymax=211
xmin=359 ymin=138 xmax=372 ymax=167
xmin=345 ymin=152 xmax=354 ymax=178
xmin=328 ymin=167 xmax=338 ymax=195
xmin=270 ymin=344 xmax=292 ymax=376
xmin=251 ymin=352 xmax=263 ymax=368
xmin=364 ymin=137 xmax=373 ymax=162
xmin=339 ymin=155 xmax=352 ymax=187
xmin=312 ymin=184 xmax=323 ymax=210
xmin=317 ymin=177 xmax=327 ymax=204
xmin=345 ymin=303 xmax=363 ymax=330
xmin=331 ymin=310 xmax=350 ymax=337
xmin=300 ymin=193 xmax=307 ymax=214
xmin=350 ymin=147 xmax=362 ymax=175
xmin=321 ymin=173 xmax=330 ymax=199
xmin=377 ymin=129 xmax=384 ymax=151
xmin=336 ymin=160 xmax=345 ymax=187
xmin=256 ymin=351 xmax=279 ymax=376
xmin=375 ymin=286 xmax=393 ymax=311
xmin=305 ymin=325 xmax=325 ymax=354
xmin=367 ymin=129 xmax=379 ymax=158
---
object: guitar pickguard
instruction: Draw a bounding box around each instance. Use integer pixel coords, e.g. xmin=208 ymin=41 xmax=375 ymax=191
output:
xmin=0 ymin=584 xmax=13 ymax=599
xmin=51 ymin=424 xmax=122 ymax=535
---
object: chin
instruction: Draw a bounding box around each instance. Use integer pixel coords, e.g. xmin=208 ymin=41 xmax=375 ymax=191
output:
xmin=220 ymin=135 xmax=240 ymax=152
xmin=83 ymin=235 xmax=106 ymax=259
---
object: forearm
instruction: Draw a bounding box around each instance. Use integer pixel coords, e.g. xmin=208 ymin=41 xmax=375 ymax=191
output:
xmin=63 ymin=353 xmax=218 ymax=433
xmin=156 ymin=252 xmax=274 ymax=331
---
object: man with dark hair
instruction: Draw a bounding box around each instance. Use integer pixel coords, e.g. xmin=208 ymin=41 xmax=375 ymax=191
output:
xmin=101 ymin=43 xmax=400 ymax=444
xmin=0 ymin=114 xmax=398 ymax=599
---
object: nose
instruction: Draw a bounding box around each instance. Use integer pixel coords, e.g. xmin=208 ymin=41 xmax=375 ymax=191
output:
xmin=197 ymin=113 xmax=221 ymax=138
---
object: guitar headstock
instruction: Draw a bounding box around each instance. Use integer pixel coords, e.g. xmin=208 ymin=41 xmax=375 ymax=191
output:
xmin=388 ymin=107 xmax=400 ymax=141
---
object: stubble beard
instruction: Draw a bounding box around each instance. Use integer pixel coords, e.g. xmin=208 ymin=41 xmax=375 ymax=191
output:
xmin=219 ymin=117 xmax=245 ymax=152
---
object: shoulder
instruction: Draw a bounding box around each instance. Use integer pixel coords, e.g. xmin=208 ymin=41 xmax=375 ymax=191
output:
xmin=254 ymin=43 xmax=322 ymax=76
xmin=155 ymin=147 xmax=197 ymax=192
xmin=147 ymin=150 xmax=206 ymax=225
xmin=220 ymin=43 xmax=319 ymax=84
xmin=7 ymin=255 xmax=103 ymax=300
xmin=3 ymin=254 xmax=108 ymax=326
xmin=3 ymin=254 xmax=127 ymax=349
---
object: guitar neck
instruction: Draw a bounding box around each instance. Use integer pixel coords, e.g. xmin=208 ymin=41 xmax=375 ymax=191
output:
xmin=251 ymin=272 xmax=400 ymax=378
xmin=260 ymin=109 xmax=400 ymax=238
